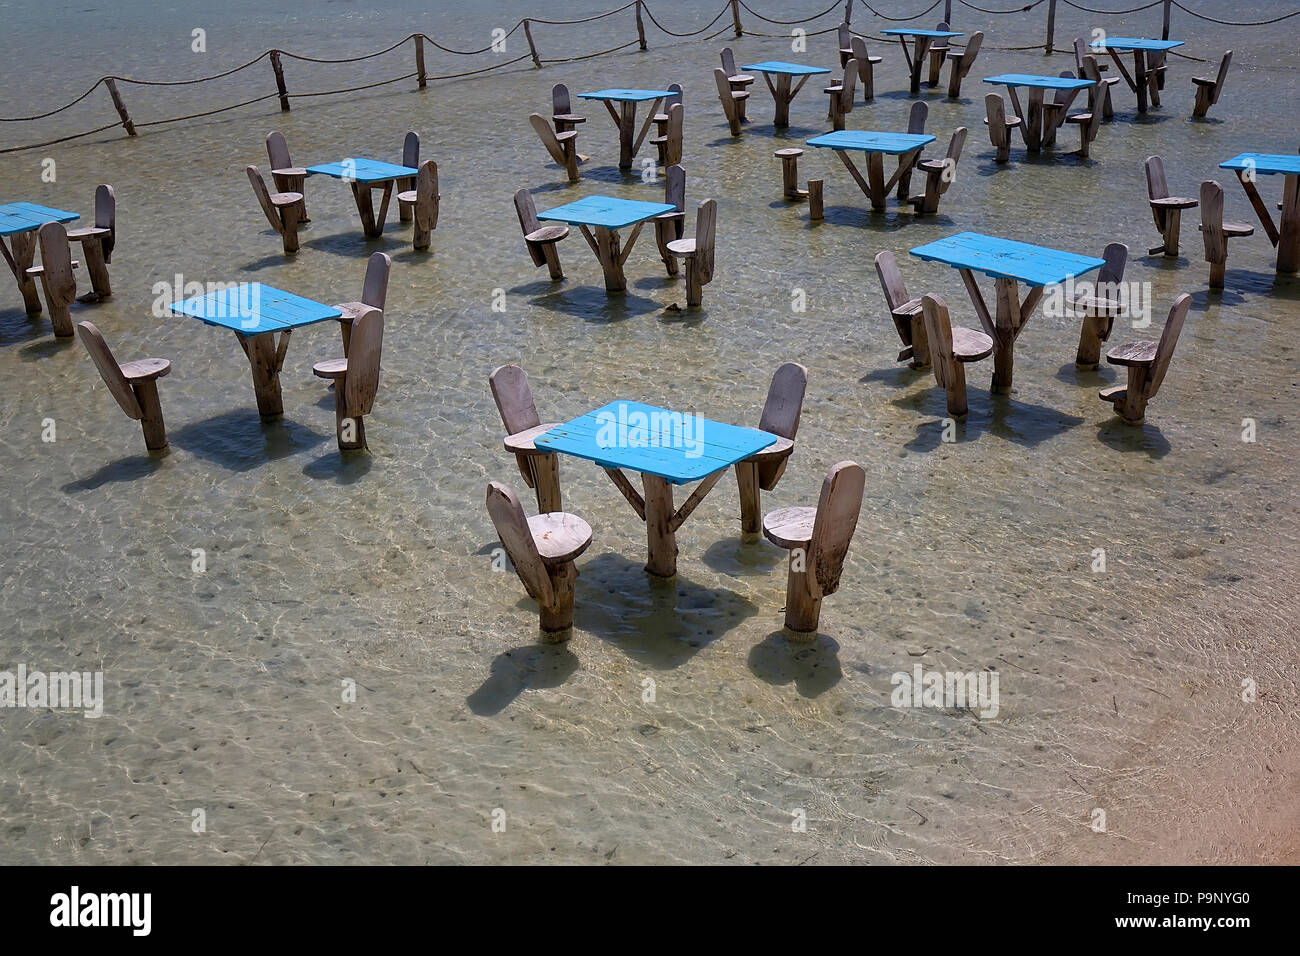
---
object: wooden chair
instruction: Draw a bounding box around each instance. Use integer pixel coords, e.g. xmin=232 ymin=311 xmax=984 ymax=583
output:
xmin=485 ymin=481 xmax=591 ymax=639
xmin=983 ymin=92 xmax=1020 ymax=163
xmin=25 ymin=222 xmax=79 ymax=337
xmin=824 ymin=59 xmax=858 ymax=131
xmin=649 ymin=102 xmax=683 ymax=168
xmin=652 ymin=84 xmax=683 ymax=132
xmin=736 ymin=362 xmax=807 ymax=536
xmin=874 ymin=250 xmax=928 ymax=368
xmin=332 ymin=251 xmax=390 ymax=356
xmin=714 ymin=67 xmax=748 ymax=137
xmin=65 ymin=184 xmax=114 ymax=302
xmin=762 ymin=460 xmax=866 ymax=636
xmin=1144 ymin=156 xmax=1198 ymax=257
xmin=75 ymin=321 xmax=170 ymax=452
xmin=396 ymin=131 xmax=419 ymax=223
xmin=529 ymin=113 xmax=580 ymax=182
xmin=849 ymin=36 xmax=882 ymax=101
xmin=397 ymin=160 xmax=439 ymax=251
xmin=551 ymin=83 xmax=586 ymax=132
xmin=1065 ymin=56 xmax=1106 ymax=157
xmin=896 ymin=101 xmax=928 ymax=200
xmin=1074 ymin=37 xmax=1116 ymax=119
xmin=1100 ymin=293 xmax=1191 ymax=425
xmin=312 ymin=306 xmax=383 ymax=452
xmin=1070 ymin=241 xmax=1129 ymax=367
xmin=666 ymin=198 xmax=717 ymax=308
xmin=1042 ymin=70 xmax=1076 ymax=136
xmin=654 ymin=164 xmax=687 ymax=277
xmin=837 ymin=22 xmax=854 ymax=68
xmin=944 ymin=31 xmax=983 ymax=98
xmin=775 ymin=148 xmax=807 ymax=200
xmin=513 ymin=187 xmax=568 ymax=281
xmin=246 ymin=164 xmax=303 ymax=254
xmin=721 ymin=48 xmax=754 ymax=121
xmin=1192 ymin=51 xmax=1232 ymax=119
xmin=920 ymin=293 xmax=993 ymax=420
xmin=265 ymin=131 xmax=308 ymax=221
xmin=490 ymin=364 xmax=563 ymax=513
xmin=1199 ymin=180 xmax=1254 ymax=290
xmin=910 ymin=126 xmax=967 ymax=215
xmin=926 ymin=22 xmax=951 ymax=87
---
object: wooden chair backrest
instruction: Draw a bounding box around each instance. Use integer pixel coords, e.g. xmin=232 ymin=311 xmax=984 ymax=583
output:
xmin=985 ymin=92 xmax=1006 ymax=128
xmin=851 ymin=36 xmax=870 ymax=70
xmin=486 ymin=481 xmax=553 ymax=605
xmin=1053 ymin=70 xmax=1076 ymax=105
xmin=694 ymin=199 xmax=717 ymax=282
xmin=1073 ymin=36 xmax=1088 ymax=73
xmin=76 ymin=321 xmax=142 ymax=420
xmin=721 ymin=47 xmax=740 ymax=76
xmin=1079 ymin=55 xmax=1106 ymax=117
xmin=36 ymin=222 xmax=76 ymax=303
xmin=513 ymin=188 xmax=545 ymax=266
xmin=1200 ymin=179 xmax=1224 ymax=232
xmin=265 ymin=131 xmax=292 ymax=170
xmin=343 ymin=307 xmax=383 ymax=417
xmin=839 ymin=59 xmax=858 ymax=108
xmin=1212 ymin=50 xmax=1232 ymax=99
xmin=246 ymin=165 xmax=283 ymax=230
xmin=907 ymin=100 xmax=928 ymax=134
xmin=933 ymin=22 xmax=950 ymax=49
xmin=808 ymin=461 xmax=866 ymax=598
xmin=1145 ymin=155 xmax=1169 ymax=201
xmin=838 ymin=23 xmax=851 ymax=49
xmin=874 ymin=250 xmax=909 ymax=312
xmin=713 ymin=67 xmax=737 ymax=118
xmin=1095 ymin=241 xmax=1129 ymax=287
xmin=920 ymin=293 xmax=955 ymax=388
xmin=758 ymin=362 xmax=807 ymax=439
xmin=529 ymin=113 xmax=568 ymax=166
xmin=1148 ymin=293 xmax=1190 ymax=398
xmin=552 ymin=83 xmax=573 ymax=116
xmin=937 ymin=127 xmax=967 ymax=195
xmin=402 ymin=131 xmax=419 ymax=169
xmin=664 ymin=164 xmax=686 ymax=212
xmin=490 ymin=364 xmax=542 ymax=435
xmin=415 ymin=159 xmax=439 ymax=228
xmin=665 ymin=82 xmax=683 ymax=109
xmin=94 ymin=184 xmax=116 ymax=259
xmin=666 ymin=102 xmax=684 ymax=162
xmin=361 ymin=251 xmax=391 ymax=310
xmin=959 ymin=31 xmax=983 ymax=73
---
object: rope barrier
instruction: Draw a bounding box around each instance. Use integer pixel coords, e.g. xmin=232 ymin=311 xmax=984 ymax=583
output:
xmin=1170 ymin=1 xmax=1300 ymax=27
xmin=956 ymin=0 xmax=1044 ymax=14
xmin=1059 ymin=0 xmax=1161 ymax=14
xmin=641 ymin=3 xmax=732 ymax=37
xmin=737 ymin=1 xmax=842 ymax=25
xmin=860 ymin=0 xmax=945 ymax=21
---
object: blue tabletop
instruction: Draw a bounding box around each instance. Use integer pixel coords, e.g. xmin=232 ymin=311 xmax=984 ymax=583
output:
xmin=577 ymin=89 xmax=674 ymax=102
xmin=538 ymin=195 xmax=676 ymax=230
xmin=984 ymin=73 xmax=1095 ymax=90
xmin=882 ymin=28 xmax=962 ymax=38
xmin=535 ymin=401 xmax=777 ymax=484
xmin=1091 ymin=37 xmax=1184 ymax=51
xmin=170 ymin=283 xmax=342 ymax=334
xmin=807 ymin=130 xmax=936 ymax=154
xmin=740 ymin=61 xmax=831 ymax=76
xmin=1220 ymin=153 xmax=1300 ymax=177
xmin=910 ymin=232 xmax=1105 ymax=287
xmin=0 ymin=202 xmax=79 ymax=237
xmin=305 ymin=159 xmax=418 ymax=183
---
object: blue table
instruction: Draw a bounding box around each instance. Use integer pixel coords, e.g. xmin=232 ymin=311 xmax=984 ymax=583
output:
xmin=984 ymin=74 xmax=1094 ymax=150
xmin=807 ymin=130 xmax=936 ymax=210
xmin=1089 ymin=37 xmax=1183 ymax=111
xmin=576 ymin=89 xmax=675 ymax=169
xmin=882 ymin=28 xmax=962 ymax=94
xmin=0 ymin=202 xmax=79 ymax=315
xmin=305 ymin=158 xmax=419 ymax=237
xmin=1221 ymin=153 xmax=1300 ymax=273
xmin=910 ymin=232 xmax=1105 ymax=392
xmin=538 ymin=195 xmax=676 ymax=292
xmin=171 ymin=283 xmax=342 ymax=419
xmin=739 ymin=62 xmax=832 ymax=128
xmin=536 ymin=400 xmax=776 ymax=576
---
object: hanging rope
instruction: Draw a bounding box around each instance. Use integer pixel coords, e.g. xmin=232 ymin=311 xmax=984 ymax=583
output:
xmin=1170 ymin=1 xmax=1300 ymax=26
xmin=860 ymin=0 xmax=945 ymax=21
xmin=737 ymin=1 xmax=843 ymax=25
xmin=957 ymin=0 xmax=1045 ymax=14
xmin=1059 ymin=0 xmax=1161 ymax=14
xmin=641 ymin=2 xmax=732 ymax=37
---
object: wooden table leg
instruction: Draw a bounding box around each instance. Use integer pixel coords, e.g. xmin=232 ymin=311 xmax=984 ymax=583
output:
xmin=910 ymin=37 xmax=930 ymax=95
xmin=1023 ymin=88 xmax=1045 ymax=151
xmin=1279 ymin=173 xmax=1300 ymax=273
xmin=867 ymin=153 xmax=887 ymax=211
xmin=350 ymin=182 xmax=378 ymax=236
xmin=991 ymin=277 xmax=1022 ymax=393
xmin=3 ymin=232 xmax=44 ymax=314
xmin=1133 ymin=52 xmax=1149 ymax=112
xmin=618 ymin=101 xmax=636 ymax=170
xmin=642 ymin=473 xmax=678 ymax=577
xmin=774 ymin=73 xmax=792 ymax=129
xmin=735 ymin=461 xmax=761 ymax=536
xmin=370 ymin=182 xmax=394 ymax=236
xmin=592 ymin=226 xmax=627 ymax=293
xmin=238 ymin=330 xmax=289 ymax=419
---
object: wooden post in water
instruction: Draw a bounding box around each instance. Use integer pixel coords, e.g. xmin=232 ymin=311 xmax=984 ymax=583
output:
xmin=945 ymin=0 xmax=952 ymax=24
xmin=104 ymin=79 xmax=136 ymax=136
xmin=415 ymin=35 xmax=427 ymax=88
xmin=1045 ymin=0 xmax=1057 ymax=55
xmin=270 ymin=52 xmax=290 ymax=111
xmin=1161 ymin=0 xmax=1172 ymax=40
xmin=844 ymin=0 xmax=853 ymax=24
xmin=731 ymin=0 xmax=743 ymax=38
xmin=523 ymin=19 xmax=542 ymax=68
xmin=635 ymin=1 xmax=647 ymax=51
xmin=809 ymin=180 xmax=824 ymax=220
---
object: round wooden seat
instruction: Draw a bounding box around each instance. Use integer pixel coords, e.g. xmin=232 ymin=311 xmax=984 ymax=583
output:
xmin=26 ymin=260 xmax=79 ymax=277
xmin=555 ymin=130 xmax=578 ymax=143
xmin=525 ymin=224 xmax=569 ymax=245
xmin=270 ymin=191 xmax=304 ymax=207
xmin=917 ymin=158 xmax=946 ymax=172
xmin=552 ymin=114 xmax=586 ymax=125
xmin=823 ymin=84 xmax=843 ymax=94
xmin=66 ymin=226 xmax=110 ymax=241
xmin=1071 ymin=294 xmax=1122 ymax=316
xmin=983 ymin=115 xmax=1020 ymax=126
xmin=1222 ymin=222 xmax=1255 ymax=238
xmin=654 ymin=207 xmax=685 ymax=221
xmin=504 ymin=422 xmax=560 ymax=455
xmin=397 ymin=189 xmax=417 ymax=204
xmin=118 ymin=358 xmax=171 ymax=382
xmin=952 ymin=326 xmax=994 ymax=362
xmin=665 ymin=237 xmax=696 ymax=257
xmin=774 ymin=148 xmax=804 ymax=159
xmin=728 ymin=74 xmax=755 ymax=85
xmin=731 ymin=90 xmax=751 ymax=101
xmin=762 ymin=506 xmax=816 ymax=550
xmin=1151 ymin=196 xmax=1199 ymax=210
xmin=745 ymin=435 xmax=794 ymax=463
xmin=527 ymin=512 xmax=592 ymax=564
xmin=270 ymin=166 xmax=307 ymax=178
xmin=312 ymin=357 xmax=348 ymax=380
xmin=1106 ymin=340 xmax=1158 ymax=367
xmin=1065 ymin=111 xmax=1093 ymax=125
xmin=334 ymin=301 xmax=376 ymax=323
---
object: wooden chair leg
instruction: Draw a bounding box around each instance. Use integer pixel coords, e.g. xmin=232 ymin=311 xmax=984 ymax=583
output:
xmin=38 ymin=275 xmax=74 ymax=338
xmin=339 ymin=320 xmax=352 ymax=359
xmin=564 ymin=141 xmax=580 ymax=182
xmin=1163 ymin=208 xmax=1182 ymax=257
xmin=944 ymin=357 xmax=969 ymax=419
xmin=783 ymin=553 xmax=821 ymax=637
xmin=529 ymin=453 xmax=562 ymax=513
xmin=684 ymin=257 xmax=703 ymax=308
xmin=735 ymin=460 xmax=761 ymax=536
xmin=1209 ymin=258 xmax=1226 ymax=290
xmin=280 ymin=204 xmax=301 ymax=254
xmin=540 ymin=243 xmax=564 ymax=281
xmin=909 ymin=314 xmax=930 ymax=368
xmin=1075 ymin=315 xmax=1105 ymax=367
xmin=809 ymin=180 xmax=824 ymax=220
xmin=1193 ymin=86 xmax=1212 ymax=118
xmin=1117 ymin=367 xmax=1150 ymax=425
xmin=81 ymin=239 xmax=112 ymax=301
xmin=539 ymin=560 xmax=577 ymax=638
xmin=132 ymin=379 xmax=168 ymax=452
xmin=655 ymin=219 xmax=680 ymax=277
xmin=333 ymin=377 xmax=367 ymax=452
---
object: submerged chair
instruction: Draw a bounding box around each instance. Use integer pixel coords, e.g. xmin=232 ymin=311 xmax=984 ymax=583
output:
xmin=920 ymin=293 xmax=993 ymax=420
xmin=246 ymin=164 xmax=303 ymax=254
xmin=824 ymin=59 xmax=858 ymax=131
xmin=653 ymin=164 xmax=687 ymax=277
xmin=265 ymin=131 xmax=308 ymax=221
xmin=529 ymin=113 xmax=580 ymax=182
xmin=1192 ymin=51 xmax=1232 ymax=119
xmin=666 ymin=198 xmax=717 ymax=308
xmin=1070 ymin=242 xmax=1129 ymax=368
xmin=65 ymin=184 xmax=115 ymax=301
xmin=312 ymin=306 xmax=383 ymax=452
xmin=720 ymin=48 xmax=754 ymax=120
xmin=396 ymin=131 xmax=420 ymax=223
xmin=896 ymin=102 xmax=928 ymax=200
xmin=945 ymin=31 xmax=983 ymax=98
xmin=76 ymin=321 xmax=170 ymax=452
xmin=1199 ymin=180 xmax=1254 ymax=290
xmin=735 ymin=362 xmax=807 ymax=536
xmin=762 ymin=460 xmax=866 ymax=636
xmin=714 ymin=67 xmax=749 ymax=137
xmin=332 ymin=252 xmax=390 ymax=356
xmin=910 ymin=126 xmax=967 ymax=215
xmin=775 ymin=148 xmax=807 ymax=200
xmin=926 ymin=21 xmax=952 ymax=87
xmin=650 ymin=102 xmax=683 ymax=168
xmin=1065 ymin=56 xmax=1105 ymax=158
xmin=1145 ymin=156 xmax=1199 ymax=257
xmin=513 ymin=188 xmax=568 ymax=281
xmin=25 ymin=222 xmax=79 ymax=337
xmin=551 ymin=83 xmax=586 ymax=132
xmin=490 ymin=364 xmax=562 ymax=513
xmin=849 ymin=36 xmax=882 ymax=101
xmin=837 ymin=22 xmax=854 ymax=68
xmin=485 ymin=481 xmax=591 ymax=639
xmin=1074 ymin=37 xmax=1117 ymax=119
xmin=1100 ymin=294 xmax=1191 ymax=425
xmin=983 ymin=92 xmax=1021 ymax=163
xmin=875 ymin=250 xmax=927 ymax=368
xmin=651 ymin=84 xmax=683 ymax=138
xmin=397 ymin=160 xmax=439 ymax=251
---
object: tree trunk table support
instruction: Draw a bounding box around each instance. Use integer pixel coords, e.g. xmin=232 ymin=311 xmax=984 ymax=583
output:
xmin=1089 ymin=38 xmax=1183 ymax=113
xmin=1220 ymin=153 xmax=1300 ymax=275
xmin=304 ymin=158 xmax=419 ymax=238
xmin=740 ymin=62 xmax=831 ymax=129
xmin=537 ymin=195 xmax=676 ymax=294
xmin=806 ymin=130 xmax=936 ymax=212
xmin=882 ymin=29 xmax=962 ymax=96
xmin=0 ymin=202 xmax=81 ymax=315
xmin=575 ymin=89 xmax=673 ymax=170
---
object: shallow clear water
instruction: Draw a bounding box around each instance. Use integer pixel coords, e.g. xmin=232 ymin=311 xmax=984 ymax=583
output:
xmin=1 ymin=1 xmax=1297 ymax=864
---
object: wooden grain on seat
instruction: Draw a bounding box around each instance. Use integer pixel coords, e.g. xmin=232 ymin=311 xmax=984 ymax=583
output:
xmin=951 ymin=326 xmax=993 ymax=360
xmin=762 ymin=506 xmax=815 ymax=549
xmin=503 ymin=422 xmax=560 ymax=454
xmin=118 ymin=358 xmax=171 ymax=381
xmin=527 ymin=513 xmax=593 ymax=563
xmin=1105 ymin=340 xmax=1158 ymax=366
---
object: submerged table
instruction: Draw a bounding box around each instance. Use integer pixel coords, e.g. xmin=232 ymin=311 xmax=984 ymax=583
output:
xmin=535 ymin=401 xmax=776 ymax=577
xmin=1220 ymin=153 xmax=1300 ymax=274
xmin=0 ymin=202 xmax=79 ymax=315
xmin=171 ymin=284 xmax=341 ymax=419
xmin=983 ymin=74 xmax=1094 ymax=150
xmin=305 ymin=158 xmax=418 ymax=237
xmin=575 ymin=89 xmax=674 ymax=170
xmin=806 ymin=130 xmax=936 ymax=211
xmin=882 ymin=28 xmax=962 ymax=95
xmin=910 ymin=232 xmax=1105 ymax=392
xmin=1089 ymin=38 xmax=1183 ymax=112
xmin=739 ymin=61 xmax=832 ymax=128
xmin=538 ymin=195 xmax=675 ymax=293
